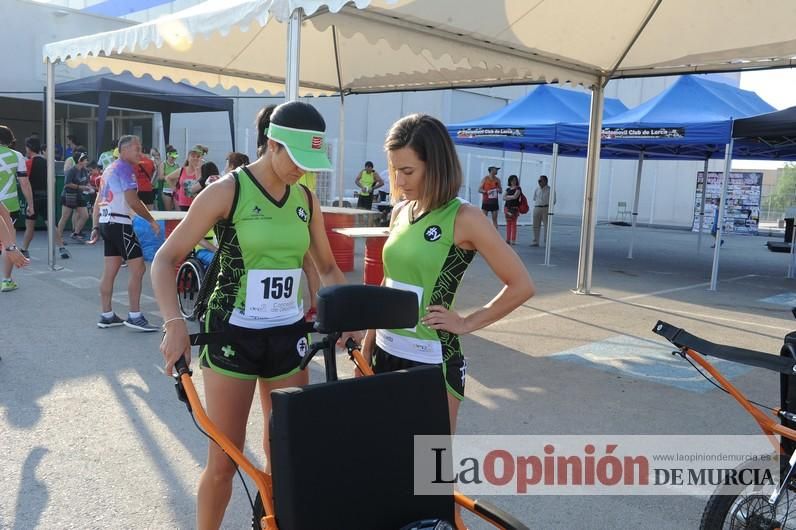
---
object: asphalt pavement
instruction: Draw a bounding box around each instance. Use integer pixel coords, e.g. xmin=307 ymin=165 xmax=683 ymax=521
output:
xmin=2 ymin=217 xmax=795 ymax=529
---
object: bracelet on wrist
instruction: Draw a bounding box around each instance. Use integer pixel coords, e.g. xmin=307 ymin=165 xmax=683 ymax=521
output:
xmin=162 ymin=316 xmax=185 ymax=332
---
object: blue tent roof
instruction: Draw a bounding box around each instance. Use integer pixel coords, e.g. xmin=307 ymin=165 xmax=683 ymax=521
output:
xmin=447 ymin=85 xmax=628 ymax=154
xmin=557 ymin=76 xmax=775 ymax=160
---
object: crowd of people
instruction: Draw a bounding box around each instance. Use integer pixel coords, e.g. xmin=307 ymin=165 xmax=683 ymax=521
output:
xmin=477 ymin=166 xmax=555 ymax=246
xmin=0 ymin=101 xmax=538 ymax=529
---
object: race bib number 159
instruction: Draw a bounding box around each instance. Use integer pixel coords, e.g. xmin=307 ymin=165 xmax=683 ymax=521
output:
xmin=245 ymin=269 xmax=301 ymax=319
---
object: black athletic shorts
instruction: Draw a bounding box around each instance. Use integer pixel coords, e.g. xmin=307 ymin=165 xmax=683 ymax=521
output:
xmin=200 ymin=313 xmax=309 ymax=381
xmin=25 ymin=194 xmax=48 ymax=221
xmin=100 ymin=223 xmax=143 ymax=260
xmin=372 ymin=345 xmax=466 ymax=400
xmin=137 ymin=190 xmax=155 ymax=205
xmin=481 ymin=200 xmax=499 ymax=212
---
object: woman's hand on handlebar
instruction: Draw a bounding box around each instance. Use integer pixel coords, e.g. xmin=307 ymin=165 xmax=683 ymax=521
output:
xmin=161 ymin=319 xmax=192 ymax=376
xmin=355 ymin=330 xmax=376 ymax=378
xmin=338 ymin=330 xmax=364 ymax=352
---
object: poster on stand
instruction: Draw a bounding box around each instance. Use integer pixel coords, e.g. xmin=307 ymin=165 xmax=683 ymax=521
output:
xmin=692 ymin=171 xmax=762 ymax=235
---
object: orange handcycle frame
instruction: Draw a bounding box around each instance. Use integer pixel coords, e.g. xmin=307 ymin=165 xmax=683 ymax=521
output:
xmin=174 ymin=331 xmax=527 ymax=530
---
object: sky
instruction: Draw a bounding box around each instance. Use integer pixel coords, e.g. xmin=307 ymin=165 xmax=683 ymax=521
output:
xmin=733 ymin=68 xmax=796 ymax=170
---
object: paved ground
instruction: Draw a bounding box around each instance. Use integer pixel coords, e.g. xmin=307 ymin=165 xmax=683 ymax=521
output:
xmin=2 ymin=217 xmax=795 ymax=529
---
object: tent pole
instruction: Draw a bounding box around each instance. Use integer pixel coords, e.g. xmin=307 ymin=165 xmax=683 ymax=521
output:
xmin=518 ymin=150 xmax=524 ymax=180
xmin=286 ymin=8 xmax=302 ymax=101
xmin=544 ymin=142 xmax=559 ymax=267
xmin=46 ymin=58 xmax=59 ymax=270
xmin=574 ymin=78 xmax=605 ymax=295
xmin=788 ymin=224 xmax=796 ymax=279
xmin=709 ymin=140 xmax=734 ymax=291
xmin=627 ymin=151 xmax=644 ymax=259
xmin=332 ymin=25 xmax=345 ymax=207
xmin=696 ymin=156 xmax=709 ymax=252
xmin=465 ymin=152 xmax=472 ymax=202
xmin=337 ymin=95 xmax=345 ymax=206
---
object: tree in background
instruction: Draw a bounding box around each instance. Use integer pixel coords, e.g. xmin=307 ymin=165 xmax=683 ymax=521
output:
xmin=769 ymin=163 xmax=796 ymax=214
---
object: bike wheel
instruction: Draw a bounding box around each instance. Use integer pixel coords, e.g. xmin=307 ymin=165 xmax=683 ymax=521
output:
xmin=252 ymin=492 xmax=266 ymax=530
xmin=700 ymin=460 xmax=795 ymax=529
xmin=176 ymin=258 xmax=204 ymax=320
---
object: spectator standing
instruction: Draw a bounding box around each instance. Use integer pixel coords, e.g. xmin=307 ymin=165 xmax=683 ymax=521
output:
xmin=98 ymin=139 xmax=118 ymax=170
xmin=134 ymin=151 xmax=157 ymax=210
xmin=503 ymin=174 xmax=521 ymax=245
xmin=354 ymin=161 xmax=383 ymax=210
xmin=159 ymin=146 xmax=180 ymax=211
xmin=531 ymin=174 xmax=552 ymax=247
xmin=166 ymin=144 xmax=206 ymax=211
xmin=0 ymin=126 xmax=33 ymax=292
xmin=20 ymin=136 xmax=46 ymax=260
xmin=55 ymin=152 xmax=92 ymax=257
xmin=88 ymin=134 xmax=160 ymax=331
xmin=478 ymin=166 xmax=502 ymax=229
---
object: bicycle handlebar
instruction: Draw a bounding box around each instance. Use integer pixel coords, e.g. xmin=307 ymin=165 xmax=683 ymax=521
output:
xmin=653 ymin=320 xmax=796 ymax=374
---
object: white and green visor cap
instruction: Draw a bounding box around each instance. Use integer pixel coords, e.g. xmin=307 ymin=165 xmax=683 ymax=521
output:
xmin=267 ymin=123 xmax=332 ymax=172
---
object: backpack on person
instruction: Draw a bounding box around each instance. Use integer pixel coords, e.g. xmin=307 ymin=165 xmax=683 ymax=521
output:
xmin=518 ymin=189 xmax=530 ymax=214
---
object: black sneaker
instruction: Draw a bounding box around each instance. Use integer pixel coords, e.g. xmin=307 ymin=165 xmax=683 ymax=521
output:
xmin=59 ymin=247 xmax=70 ymax=259
xmin=20 ymin=249 xmax=30 ymax=259
xmin=124 ymin=315 xmax=158 ymax=332
xmin=98 ymin=314 xmax=124 ymax=328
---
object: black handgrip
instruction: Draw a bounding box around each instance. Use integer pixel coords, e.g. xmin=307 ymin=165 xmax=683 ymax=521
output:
xmin=299 ymin=338 xmax=327 ymax=371
xmin=174 ymin=356 xmax=192 ymax=377
xmin=345 ymin=337 xmax=359 ymax=353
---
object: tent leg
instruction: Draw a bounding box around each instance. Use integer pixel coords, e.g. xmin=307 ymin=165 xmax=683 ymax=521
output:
xmin=543 ymin=143 xmax=559 ymax=267
xmin=709 ymin=140 xmax=733 ymax=291
xmin=696 ymin=157 xmax=709 ymax=252
xmin=574 ymin=79 xmax=605 ymax=295
xmin=627 ymin=151 xmax=644 ymax=259
xmin=45 ymin=59 xmax=60 ymax=271
xmin=788 ymin=225 xmax=796 ymax=279
xmin=286 ymin=8 xmax=302 ymax=101
xmin=337 ymin=95 xmax=345 ymax=206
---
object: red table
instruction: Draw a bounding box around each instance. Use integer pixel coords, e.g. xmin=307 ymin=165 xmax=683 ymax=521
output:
xmin=332 ymin=227 xmax=390 ymax=284
xmin=322 ymin=207 xmax=379 ymax=273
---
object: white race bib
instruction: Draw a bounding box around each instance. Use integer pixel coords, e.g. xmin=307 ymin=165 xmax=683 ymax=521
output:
xmin=385 ymin=277 xmax=424 ymax=332
xmin=245 ymin=269 xmax=301 ymax=319
xmin=98 ymin=205 xmax=111 ymax=223
xmin=487 ymin=188 xmax=499 ymax=199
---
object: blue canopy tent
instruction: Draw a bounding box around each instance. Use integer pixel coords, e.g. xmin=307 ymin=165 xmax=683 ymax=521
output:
xmin=558 ymin=75 xmax=774 ymax=161
xmin=554 ymin=76 xmax=774 ymax=287
xmin=448 ymin=85 xmax=628 ymax=155
xmin=55 ymin=72 xmax=235 ymax=156
xmin=447 ymin=85 xmax=628 ymax=265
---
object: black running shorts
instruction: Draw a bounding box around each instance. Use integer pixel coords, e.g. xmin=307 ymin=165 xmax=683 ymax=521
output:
xmin=100 ymin=223 xmax=143 ymax=260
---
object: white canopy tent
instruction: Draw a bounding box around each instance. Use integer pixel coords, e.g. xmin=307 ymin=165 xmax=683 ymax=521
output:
xmin=42 ymin=0 xmax=796 ymax=292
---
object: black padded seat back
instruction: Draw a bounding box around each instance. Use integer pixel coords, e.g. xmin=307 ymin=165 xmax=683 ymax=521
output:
xmin=270 ymin=366 xmax=454 ymax=530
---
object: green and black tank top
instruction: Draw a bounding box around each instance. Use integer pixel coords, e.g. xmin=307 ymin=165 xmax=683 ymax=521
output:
xmin=376 ymin=198 xmax=476 ymax=364
xmin=206 ymin=167 xmax=312 ymax=329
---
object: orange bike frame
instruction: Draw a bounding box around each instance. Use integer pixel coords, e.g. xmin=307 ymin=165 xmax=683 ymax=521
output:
xmin=177 ymin=373 xmax=278 ymax=530
xmin=683 ymin=347 xmax=796 ymax=452
xmin=179 ymin=345 xmax=513 ymax=530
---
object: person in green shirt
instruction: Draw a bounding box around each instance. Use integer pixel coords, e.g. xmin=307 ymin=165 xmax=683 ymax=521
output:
xmin=354 ymin=160 xmax=384 ymax=210
xmin=361 ymin=114 xmax=535 ymax=433
xmin=152 ymin=101 xmax=360 ymax=530
xmin=159 ymin=145 xmax=180 ymax=211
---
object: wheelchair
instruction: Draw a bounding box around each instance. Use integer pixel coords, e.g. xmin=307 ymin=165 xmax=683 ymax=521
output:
xmin=176 ymin=251 xmax=207 ymax=320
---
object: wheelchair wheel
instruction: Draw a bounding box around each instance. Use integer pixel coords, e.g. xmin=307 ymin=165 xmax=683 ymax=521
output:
xmin=176 ymin=257 xmax=205 ymax=321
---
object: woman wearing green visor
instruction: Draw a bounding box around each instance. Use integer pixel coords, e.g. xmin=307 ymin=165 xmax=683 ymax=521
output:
xmin=152 ymin=101 xmax=356 ymax=530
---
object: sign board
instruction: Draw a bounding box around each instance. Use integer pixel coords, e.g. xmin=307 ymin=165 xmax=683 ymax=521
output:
xmin=692 ymin=171 xmax=762 ymax=235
